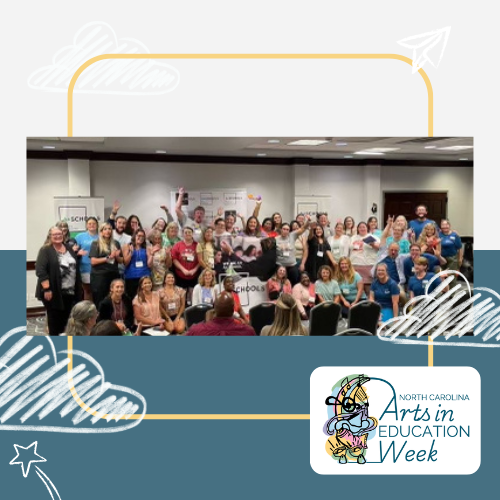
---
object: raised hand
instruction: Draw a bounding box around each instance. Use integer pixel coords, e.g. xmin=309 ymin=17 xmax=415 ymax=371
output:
xmin=112 ymin=200 xmax=121 ymax=213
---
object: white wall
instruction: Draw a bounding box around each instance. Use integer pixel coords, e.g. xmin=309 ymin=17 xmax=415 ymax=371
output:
xmin=27 ymin=159 xmax=69 ymax=260
xmin=381 ymin=166 xmax=473 ymax=236
xmin=90 ymin=161 xmax=295 ymax=227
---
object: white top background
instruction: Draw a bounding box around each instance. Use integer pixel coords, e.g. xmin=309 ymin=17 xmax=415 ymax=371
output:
xmin=7 ymin=1 xmax=494 ymax=249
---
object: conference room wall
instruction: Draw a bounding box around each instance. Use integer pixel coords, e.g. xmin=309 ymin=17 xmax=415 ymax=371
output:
xmin=381 ymin=166 xmax=473 ymax=236
xmin=90 ymin=159 xmax=295 ymax=229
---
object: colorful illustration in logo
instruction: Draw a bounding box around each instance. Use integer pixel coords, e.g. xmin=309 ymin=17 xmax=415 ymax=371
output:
xmin=323 ymin=374 xmax=378 ymax=464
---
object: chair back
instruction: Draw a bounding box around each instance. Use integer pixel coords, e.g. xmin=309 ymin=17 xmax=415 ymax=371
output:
xmin=347 ymin=300 xmax=381 ymax=335
xmin=249 ymin=302 xmax=276 ymax=335
xmin=309 ymin=301 xmax=341 ymax=336
xmin=184 ymin=304 xmax=213 ymax=329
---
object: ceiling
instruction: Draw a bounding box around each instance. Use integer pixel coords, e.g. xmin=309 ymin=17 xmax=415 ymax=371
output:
xmin=26 ymin=137 xmax=474 ymax=162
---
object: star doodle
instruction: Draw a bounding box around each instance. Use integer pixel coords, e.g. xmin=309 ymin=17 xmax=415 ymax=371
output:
xmin=9 ymin=441 xmax=47 ymax=478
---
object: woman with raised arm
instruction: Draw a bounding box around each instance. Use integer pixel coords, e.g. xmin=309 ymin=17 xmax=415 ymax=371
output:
xmin=232 ymin=216 xmax=266 ymax=254
xmin=75 ymin=216 xmax=99 ymax=301
xmin=122 ymin=228 xmax=152 ymax=300
xmin=275 ymin=218 xmax=310 ymax=285
xmin=89 ymin=222 xmax=123 ymax=309
xmin=36 ymin=226 xmax=82 ymax=335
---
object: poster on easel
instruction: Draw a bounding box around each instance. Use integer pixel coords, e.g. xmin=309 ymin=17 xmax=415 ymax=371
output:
xmin=170 ymin=189 xmax=248 ymax=224
xmin=54 ymin=196 xmax=105 ymax=237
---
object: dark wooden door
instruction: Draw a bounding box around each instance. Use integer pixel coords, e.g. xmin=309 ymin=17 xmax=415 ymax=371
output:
xmin=383 ymin=192 xmax=447 ymax=225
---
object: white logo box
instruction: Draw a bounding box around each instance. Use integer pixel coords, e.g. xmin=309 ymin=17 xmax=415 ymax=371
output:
xmin=310 ymin=367 xmax=480 ymax=475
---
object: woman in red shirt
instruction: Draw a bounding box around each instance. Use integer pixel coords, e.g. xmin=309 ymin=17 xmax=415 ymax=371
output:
xmin=222 ymin=276 xmax=249 ymax=324
xmin=171 ymin=227 xmax=200 ymax=292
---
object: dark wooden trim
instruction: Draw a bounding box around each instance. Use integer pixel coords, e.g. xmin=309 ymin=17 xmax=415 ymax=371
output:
xmin=27 ymin=306 xmax=45 ymax=318
xmin=27 ymin=261 xmax=36 ymax=271
xmin=27 ymin=150 xmax=474 ymax=168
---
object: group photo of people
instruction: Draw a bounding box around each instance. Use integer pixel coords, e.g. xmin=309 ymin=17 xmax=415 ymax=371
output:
xmin=27 ymin=137 xmax=473 ymax=337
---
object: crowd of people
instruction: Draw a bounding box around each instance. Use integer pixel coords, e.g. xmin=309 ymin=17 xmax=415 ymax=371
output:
xmin=34 ymin=187 xmax=464 ymax=336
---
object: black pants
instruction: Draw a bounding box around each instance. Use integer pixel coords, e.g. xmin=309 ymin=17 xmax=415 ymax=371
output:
xmin=286 ymin=265 xmax=300 ymax=287
xmin=44 ymin=293 xmax=76 ymax=336
xmin=125 ymin=278 xmax=141 ymax=302
xmin=91 ymin=272 xmax=120 ymax=309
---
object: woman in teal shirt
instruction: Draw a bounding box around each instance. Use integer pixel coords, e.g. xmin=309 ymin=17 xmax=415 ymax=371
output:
xmin=315 ymin=265 xmax=341 ymax=303
xmin=336 ymin=257 xmax=367 ymax=317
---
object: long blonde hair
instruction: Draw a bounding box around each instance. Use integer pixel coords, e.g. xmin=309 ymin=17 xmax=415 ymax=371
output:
xmin=336 ymin=256 xmax=355 ymax=284
xmin=97 ymin=222 xmax=117 ymax=255
xmin=417 ymin=223 xmax=437 ymax=246
xmin=266 ymin=294 xmax=308 ymax=336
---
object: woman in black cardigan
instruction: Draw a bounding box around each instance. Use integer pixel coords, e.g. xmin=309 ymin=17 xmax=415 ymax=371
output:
xmin=97 ymin=279 xmax=135 ymax=334
xmin=35 ymin=226 xmax=82 ymax=335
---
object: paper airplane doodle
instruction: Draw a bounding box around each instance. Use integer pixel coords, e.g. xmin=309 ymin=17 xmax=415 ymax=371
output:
xmin=397 ymin=26 xmax=451 ymax=74
xmin=10 ymin=441 xmax=61 ymax=499
xmin=27 ymin=21 xmax=180 ymax=95
xmin=0 ymin=327 xmax=146 ymax=432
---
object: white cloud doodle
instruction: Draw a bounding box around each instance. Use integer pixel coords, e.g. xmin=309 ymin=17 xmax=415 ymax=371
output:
xmin=27 ymin=21 xmax=180 ymax=95
xmin=0 ymin=326 xmax=146 ymax=433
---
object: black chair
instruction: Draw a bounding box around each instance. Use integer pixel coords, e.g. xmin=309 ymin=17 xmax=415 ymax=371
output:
xmin=309 ymin=302 xmax=341 ymax=336
xmin=346 ymin=301 xmax=381 ymax=335
xmin=184 ymin=304 xmax=213 ymax=329
xmin=249 ymin=302 xmax=276 ymax=335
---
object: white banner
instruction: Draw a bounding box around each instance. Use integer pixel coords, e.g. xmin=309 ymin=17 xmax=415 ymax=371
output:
xmin=171 ymin=189 xmax=247 ymax=225
xmin=54 ymin=197 xmax=105 ymax=235
xmin=217 ymin=273 xmax=268 ymax=313
xmin=295 ymin=195 xmax=332 ymax=220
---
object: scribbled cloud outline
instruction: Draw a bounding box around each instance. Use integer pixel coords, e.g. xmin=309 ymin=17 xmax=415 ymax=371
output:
xmin=27 ymin=21 xmax=180 ymax=95
xmin=0 ymin=327 xmax=146 ymax=433
xmin=377 ymin=271 xmax=500 ymax=348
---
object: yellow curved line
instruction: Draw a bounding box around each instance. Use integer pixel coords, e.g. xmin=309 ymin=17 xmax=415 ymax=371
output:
xmin=66 ymin=52 xmax=434 ymax=419
xmin=67 ymin=53 xmax=433 ymax=136
xmin=428 ymin=337 xmax=433 ymax=366
xmin=66 ymin=336 xmax=310 ymax=420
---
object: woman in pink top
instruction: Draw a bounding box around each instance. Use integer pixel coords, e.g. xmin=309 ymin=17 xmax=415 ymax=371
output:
xmin=266 ymin=265 xmax=292 ymax=303
xmin=132 ymin=276 xmax=166 ymax=330
xmin=292 ymin=272 xmax=316 ymax=320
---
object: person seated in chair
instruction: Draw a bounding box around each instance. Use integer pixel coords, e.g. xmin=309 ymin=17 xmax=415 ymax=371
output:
xmin=185 ymin=292 xmax=256 ymax=336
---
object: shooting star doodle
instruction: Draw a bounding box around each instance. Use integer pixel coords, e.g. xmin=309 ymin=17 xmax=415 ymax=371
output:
xmin=10 ymin=441 xmax=61 ymax=499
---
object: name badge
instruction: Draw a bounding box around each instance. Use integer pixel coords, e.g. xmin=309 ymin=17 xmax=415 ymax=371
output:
xmin=384 ymin=289 xmax=390 ymax=294
xmin=135 ymin=261 xmax=144 ymax=268
xmin=186 ymin=254 xmax=195 ymax=262
xmin=309 ymin=296 xmax=315 ymax=303
xmin=168 ymin=302 xmax=176 ymax=310
xmin=342 ymin=288 xmax=350 ymax=295
xmin=423 ymin=280 xmax=429 ymax=285
xmin=450 ymin=236 xmax=456 ymax=240
xmin=203 ymin=297 xmax=213 ymax=304
xmin=283 ymin=251 xmax=290 ymax=257
xmin=317 ymin=251 xmax=324 ymax=257
xmin=411 ymin=267 xmax=415 ymax=273
xmin=208 ymin=257 xmax=215 ymax=268
xmin=108 ymin=258 xmax=115 ymax=265
xmin=194 ymin=228 xmax=202 ymax=236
